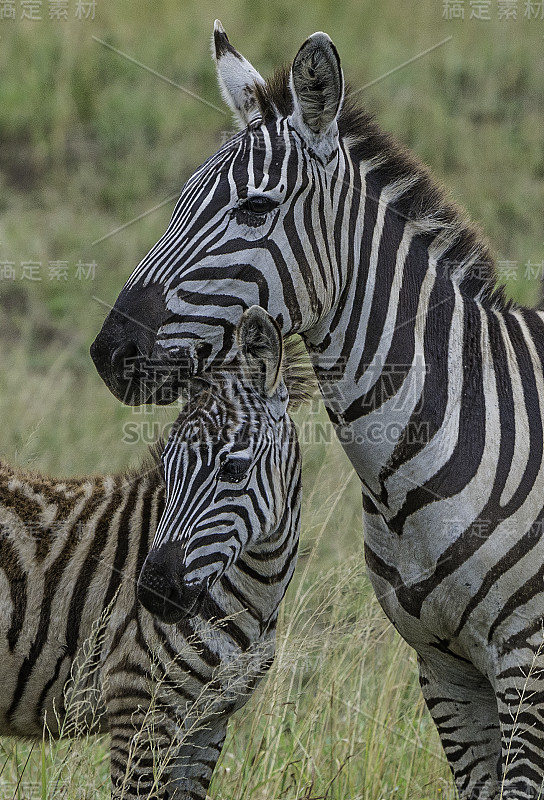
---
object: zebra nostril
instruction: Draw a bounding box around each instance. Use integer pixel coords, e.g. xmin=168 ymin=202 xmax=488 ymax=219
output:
xmin=112 ymin=341 xmax=139 ymax=379
xmin=137 ymin=564 xmax=175 ymax=617
xmin=137 ymin=562 xmax=208 ymax=625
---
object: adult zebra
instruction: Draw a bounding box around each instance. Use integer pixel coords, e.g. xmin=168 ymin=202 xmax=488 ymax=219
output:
xmin=1 ymin=307 xmax=307 ymax=799
xmin=91 ymin=23 xmax=544 ymax=800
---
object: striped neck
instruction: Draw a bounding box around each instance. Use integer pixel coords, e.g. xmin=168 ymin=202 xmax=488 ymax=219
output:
xmin=301 ymin=135 xmax=510 ymax=491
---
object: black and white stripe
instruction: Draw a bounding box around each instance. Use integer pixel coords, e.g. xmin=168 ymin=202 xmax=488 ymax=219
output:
xmin=91 ymin=24 xmax=544 ymax=800
xmin=2 ymin=310 xmax=307 ymax=799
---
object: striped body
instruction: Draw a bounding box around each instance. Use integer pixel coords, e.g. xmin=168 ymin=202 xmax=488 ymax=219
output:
xmin=0 ymin=314 xmax=304 ymax=799
xmin=90 ymin=25 xmax=544 ymax=799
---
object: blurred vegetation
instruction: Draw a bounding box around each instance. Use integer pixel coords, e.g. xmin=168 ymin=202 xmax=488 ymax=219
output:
xmin=0 ymin=0 xmax=543 ymax=797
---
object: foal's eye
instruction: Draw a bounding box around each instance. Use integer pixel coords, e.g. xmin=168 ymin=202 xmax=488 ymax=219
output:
xmin=238 ymin=195 xmax=278 ymax=215
xmin=218 ymin=456 xmax=252 ymax=483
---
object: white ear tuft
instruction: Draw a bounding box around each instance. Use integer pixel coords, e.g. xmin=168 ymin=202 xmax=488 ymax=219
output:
xmin=288 ymin=32 xmax=344 ymax=162
xmin=212 ymin=20 xmax=266 ymax=129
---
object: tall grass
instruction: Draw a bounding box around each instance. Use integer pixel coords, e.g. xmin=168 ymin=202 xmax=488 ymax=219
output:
xmin=1 ymin=1 xmax=543 ymax=797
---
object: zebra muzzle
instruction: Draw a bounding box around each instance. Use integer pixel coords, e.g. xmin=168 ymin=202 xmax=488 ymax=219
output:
xmin=137 ymin=560 xmax=208 ymax=624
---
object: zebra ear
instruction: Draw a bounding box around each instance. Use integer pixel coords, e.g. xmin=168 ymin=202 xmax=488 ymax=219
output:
xmin=288 ymin=32 xmax=344 ymax=163
xmin=237 ymin=306 xmax=285 ymax=399
xmin=213 ymin=20 xmax=266 ymax=129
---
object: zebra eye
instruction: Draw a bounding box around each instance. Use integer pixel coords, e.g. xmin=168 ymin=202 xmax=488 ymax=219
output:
xmin=238 ymin=195 xmax=278 ymax=215
xmin=218 ymin=456 xmax=252 ymax=483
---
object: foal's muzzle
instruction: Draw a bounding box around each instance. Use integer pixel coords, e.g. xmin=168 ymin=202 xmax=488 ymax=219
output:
xmin=137 ymin=545 xmax=208 ymax=625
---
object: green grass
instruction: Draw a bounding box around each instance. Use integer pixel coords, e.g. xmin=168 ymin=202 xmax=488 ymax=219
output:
xmin=0 ymin=0 xmax=543 ymax=797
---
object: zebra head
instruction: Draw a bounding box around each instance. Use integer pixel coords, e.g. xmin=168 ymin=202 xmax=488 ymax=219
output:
xmin=91 ymin=21 xmax=345 ymax=404
xmin=137 ymin=306 xmax=304 ymax=625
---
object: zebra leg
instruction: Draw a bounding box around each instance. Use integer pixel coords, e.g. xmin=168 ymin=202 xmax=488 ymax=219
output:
xmin=494 ymin=654 xmax=544 ymax=799
xmin=418 ymin=652 xmax=501 ymax=800
xmin=109 ymin=705 xmax=227 ymax=799
xmin=108 ymin=704 xmax=172 ymax=799
xmin=165 ymin=718 xmax=228 ymax=800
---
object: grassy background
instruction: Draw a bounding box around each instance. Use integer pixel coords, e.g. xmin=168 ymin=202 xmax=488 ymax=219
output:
xmin=1 ymin=0 xmax=543 ymax=797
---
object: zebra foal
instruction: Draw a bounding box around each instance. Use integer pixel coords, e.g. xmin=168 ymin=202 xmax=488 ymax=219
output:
xmin=0 ymin=307 xmax=307 ymax=799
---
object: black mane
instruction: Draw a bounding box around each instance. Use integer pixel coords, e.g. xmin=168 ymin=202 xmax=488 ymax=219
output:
xmin=255 ymin=67 xmax=511 ymax=312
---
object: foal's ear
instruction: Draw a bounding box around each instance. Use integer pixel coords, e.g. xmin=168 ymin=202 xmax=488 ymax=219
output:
xmin=212 ymin=19 xmax=266 ymax=129
xmin=288 ymin=32 xmax=344 ymax=163
xmin=237 ymin=306 xmax=284 ymax=398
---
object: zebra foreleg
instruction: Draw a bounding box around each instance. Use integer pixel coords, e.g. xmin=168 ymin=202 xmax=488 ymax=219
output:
xmin=417 ymin=653 xmax=501 ymax=800
xmin=108 ymin=704 xmax=227 ymax=799
xmin=108 ymin=705 xmax=175 ymax=799
xmin=165 ymin=718 xmax=228 ymax=800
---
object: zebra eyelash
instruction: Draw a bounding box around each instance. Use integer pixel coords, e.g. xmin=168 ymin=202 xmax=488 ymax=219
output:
xmin=232 ymin=195 xmax=280 ymax=228
xmin=237 ymin=195 xmax=279 ymax=215
xmin=218 ymin=454 xmax=253 ymax=483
